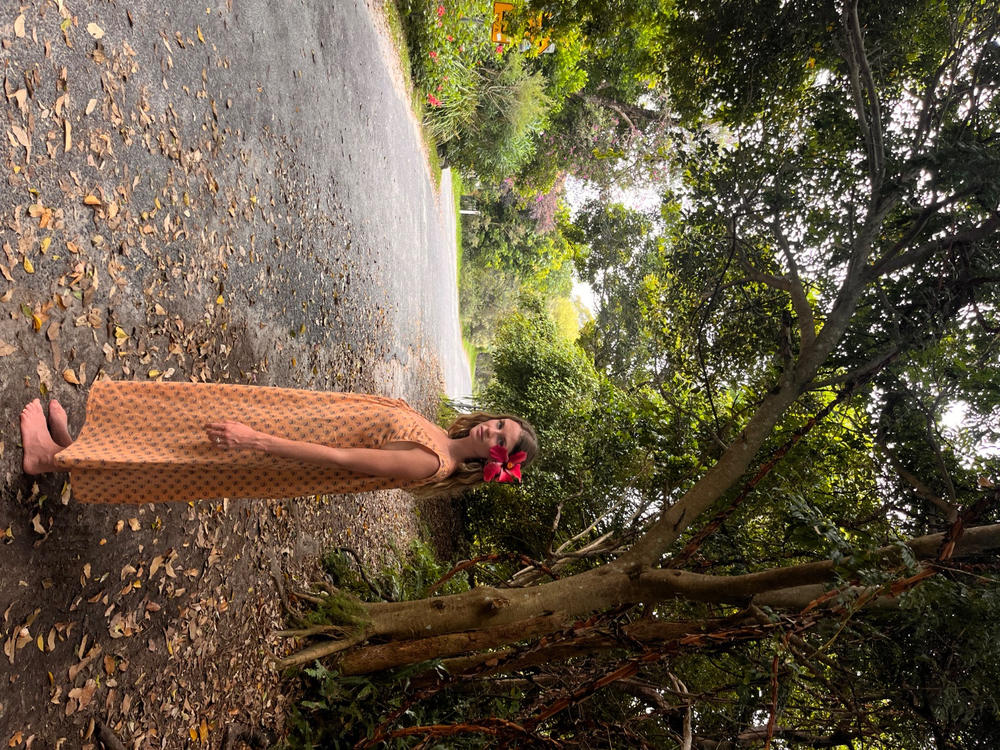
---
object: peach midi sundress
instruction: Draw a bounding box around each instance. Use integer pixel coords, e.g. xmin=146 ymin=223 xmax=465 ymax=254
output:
xmin=54 ymin=381 xmax=456 ymax=504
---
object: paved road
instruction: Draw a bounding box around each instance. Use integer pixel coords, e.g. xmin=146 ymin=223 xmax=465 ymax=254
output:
xmin=210 ymin=0 xmax=472 ymax=400
xmin=0 ymin=0 xmax=469 ymax=741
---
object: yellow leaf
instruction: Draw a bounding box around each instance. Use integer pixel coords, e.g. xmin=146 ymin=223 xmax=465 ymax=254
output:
xmin=189 ymin=727 xmax=198 ymax=741
xmin=37 ymin=634 xmax=45 ymax=651
xmin=63 ymin=368 xmax=81 ymax=385
xmin=83 ymin=195 xmax=102 ymax=206
xmin=199 ymin=717 xmax=208 ymax=741
xmin=147 ymin=369 xmax=160 ymax=378
xmin=23 ymin=257 xmax=34 ymax=274
xmin=60 ymin=17 xmax=71 ymax=31
xmin=87 ymin=22 xmax=104 ymax=39
xmin=40 ymin=237 xmax=52 ymax=254
xmin=216 ymin=295 xmax=224 ymax=305
xmin=197 ymin=26 xmax=205 ymax=43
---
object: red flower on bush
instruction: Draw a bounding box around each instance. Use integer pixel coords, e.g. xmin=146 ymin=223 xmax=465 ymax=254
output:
xmin=446 ymin=34 xmax=454 ymax=41
xmin=495 ymin=43 xmax=504 ymax=54
xmin=437 ymin=4 xmax=445 ymax=17
xmin=429 ymin=50 xmax=438 ymax=60
xmin=427 ymin=93 xmax=442 ymax=107
xmin=483 ymin=445 xmax=527 ymax=484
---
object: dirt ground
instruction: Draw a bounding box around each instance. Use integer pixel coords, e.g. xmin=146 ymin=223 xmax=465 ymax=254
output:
xmin=0 ymin=0 xmax=464 ymax=746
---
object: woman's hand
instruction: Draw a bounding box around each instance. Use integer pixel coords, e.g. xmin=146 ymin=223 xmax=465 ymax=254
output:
xmin=205 ymin=421 xmax=261 ymax=450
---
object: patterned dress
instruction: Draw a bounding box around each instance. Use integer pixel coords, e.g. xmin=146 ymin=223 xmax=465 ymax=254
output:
xmin=54 ymin=381 xmax=456 ymax=504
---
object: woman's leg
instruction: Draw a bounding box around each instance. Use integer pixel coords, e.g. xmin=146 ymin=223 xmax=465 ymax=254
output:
xmin=47 ymin=399 xmax=73 ymax=447
xmin=20 ymin=399 xmax=62 ymax=474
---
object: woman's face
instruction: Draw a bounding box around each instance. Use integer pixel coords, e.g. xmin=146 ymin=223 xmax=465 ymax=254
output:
xmin=471 ymin=418 xmax=523 ymax=457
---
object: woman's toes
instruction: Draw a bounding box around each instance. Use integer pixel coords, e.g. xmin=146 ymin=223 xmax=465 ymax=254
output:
xmin=48 ymin=399 xmax=73 ymax=447
xmin=21 ymin=401 xmax=60 ymax=475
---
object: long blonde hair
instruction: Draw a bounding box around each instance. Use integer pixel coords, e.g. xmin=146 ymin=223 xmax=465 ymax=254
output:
xmin=414 ymin=412 xmax=539 ymax=496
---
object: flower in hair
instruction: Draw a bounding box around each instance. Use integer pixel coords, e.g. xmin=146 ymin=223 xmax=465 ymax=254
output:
xmin=483 ymin=444 xmax=527 ymax=483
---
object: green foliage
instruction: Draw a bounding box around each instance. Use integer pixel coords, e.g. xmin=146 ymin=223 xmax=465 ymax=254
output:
xmin=464 ymin=304 xmax=701 ymax=555
xmin=457 ymin=180 xmax=579 ymax=353
xmin=442 ymin=53 xmax=553 ymax=179
xmin=322 ymin=538 xmax=471 ymax=604
xmin=281 ymin=659 xmax=508 ymax=749
xmin=282 ymin=539 xmax=480 ymax=748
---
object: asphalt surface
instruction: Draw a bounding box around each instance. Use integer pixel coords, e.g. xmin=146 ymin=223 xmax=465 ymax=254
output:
xmin=0 ymin=0 xmax=469 ymax=742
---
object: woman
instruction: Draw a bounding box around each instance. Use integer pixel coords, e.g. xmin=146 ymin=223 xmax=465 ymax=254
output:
xmin=20 ymin=381 xmax=538 ymax=504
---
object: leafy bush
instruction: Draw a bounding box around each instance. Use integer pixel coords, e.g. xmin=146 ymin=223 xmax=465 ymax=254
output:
xmin=281 ymin=538 xmax=478 ymax=748
xmin=441 ymin=52 xmax=552 ymax=179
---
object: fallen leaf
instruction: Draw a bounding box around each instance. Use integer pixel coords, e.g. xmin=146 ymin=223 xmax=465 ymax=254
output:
xmin=36 ymin=360 xmax=52 ymax=391
xmin=64 ymin=119 xmax=72 ymax=152
xmin=86 ymin=22 xmax=104 ymax=39
xmin=85 ymin=98 xmax=97 ymax=115
xmin=0 ymin=341 xmax=14 ymax=357
xmin=128 ymin=518 xmax=140 ymax=531
xmin=83 ymin=195 xmax=101 ymax=206
xmin=62 ymin=368 xmax=80 ymax=385
xmin=23 ymin=258 xmax=34 ymax=274
xmin=10 ymin=125 xmax=29 ymax=147
xmin=68 ymin=680 xmax=96 ymax=710
xmin=14 ymin=13 xmax=26 ymax=38
xmin=40 ymin=237 xmax=51 ymax=254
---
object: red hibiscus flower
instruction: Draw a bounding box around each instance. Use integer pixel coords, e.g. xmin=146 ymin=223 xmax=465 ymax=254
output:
xmin=437 ymin=4 xmax=445 ymax=17
xmin=483 ymin=444 xmax=527 ymax=483
xmin=429 ymin=50 xmax=438 ymax=60
xmin=427 ymin=93 xmax=442 ymax=107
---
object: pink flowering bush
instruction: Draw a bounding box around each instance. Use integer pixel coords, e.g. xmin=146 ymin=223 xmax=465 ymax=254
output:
xmin=398 ymin=0 xmax=498 ymax=118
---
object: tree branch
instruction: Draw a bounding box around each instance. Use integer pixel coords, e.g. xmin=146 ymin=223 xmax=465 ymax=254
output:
xmin=868 ymin=213 xmax=1000 ymax=279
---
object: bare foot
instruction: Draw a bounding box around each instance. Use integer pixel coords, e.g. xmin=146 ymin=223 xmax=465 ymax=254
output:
xmin=20 ymin=399 xmax=61 ymax=475
xmin=47 ymin=399 xmax=73 ymax=447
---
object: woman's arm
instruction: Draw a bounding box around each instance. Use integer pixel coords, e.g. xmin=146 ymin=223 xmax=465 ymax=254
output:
xmin=205 ymin=421 xmax=440 ymax=480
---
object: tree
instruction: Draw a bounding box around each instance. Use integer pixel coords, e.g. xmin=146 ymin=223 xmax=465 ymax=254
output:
xmin=283 ymin=3 xmax=1000 ymax=745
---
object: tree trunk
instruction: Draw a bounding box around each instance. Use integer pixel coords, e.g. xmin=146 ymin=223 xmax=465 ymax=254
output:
xmin=318 ymin=523 xmax=1000 ymax=674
